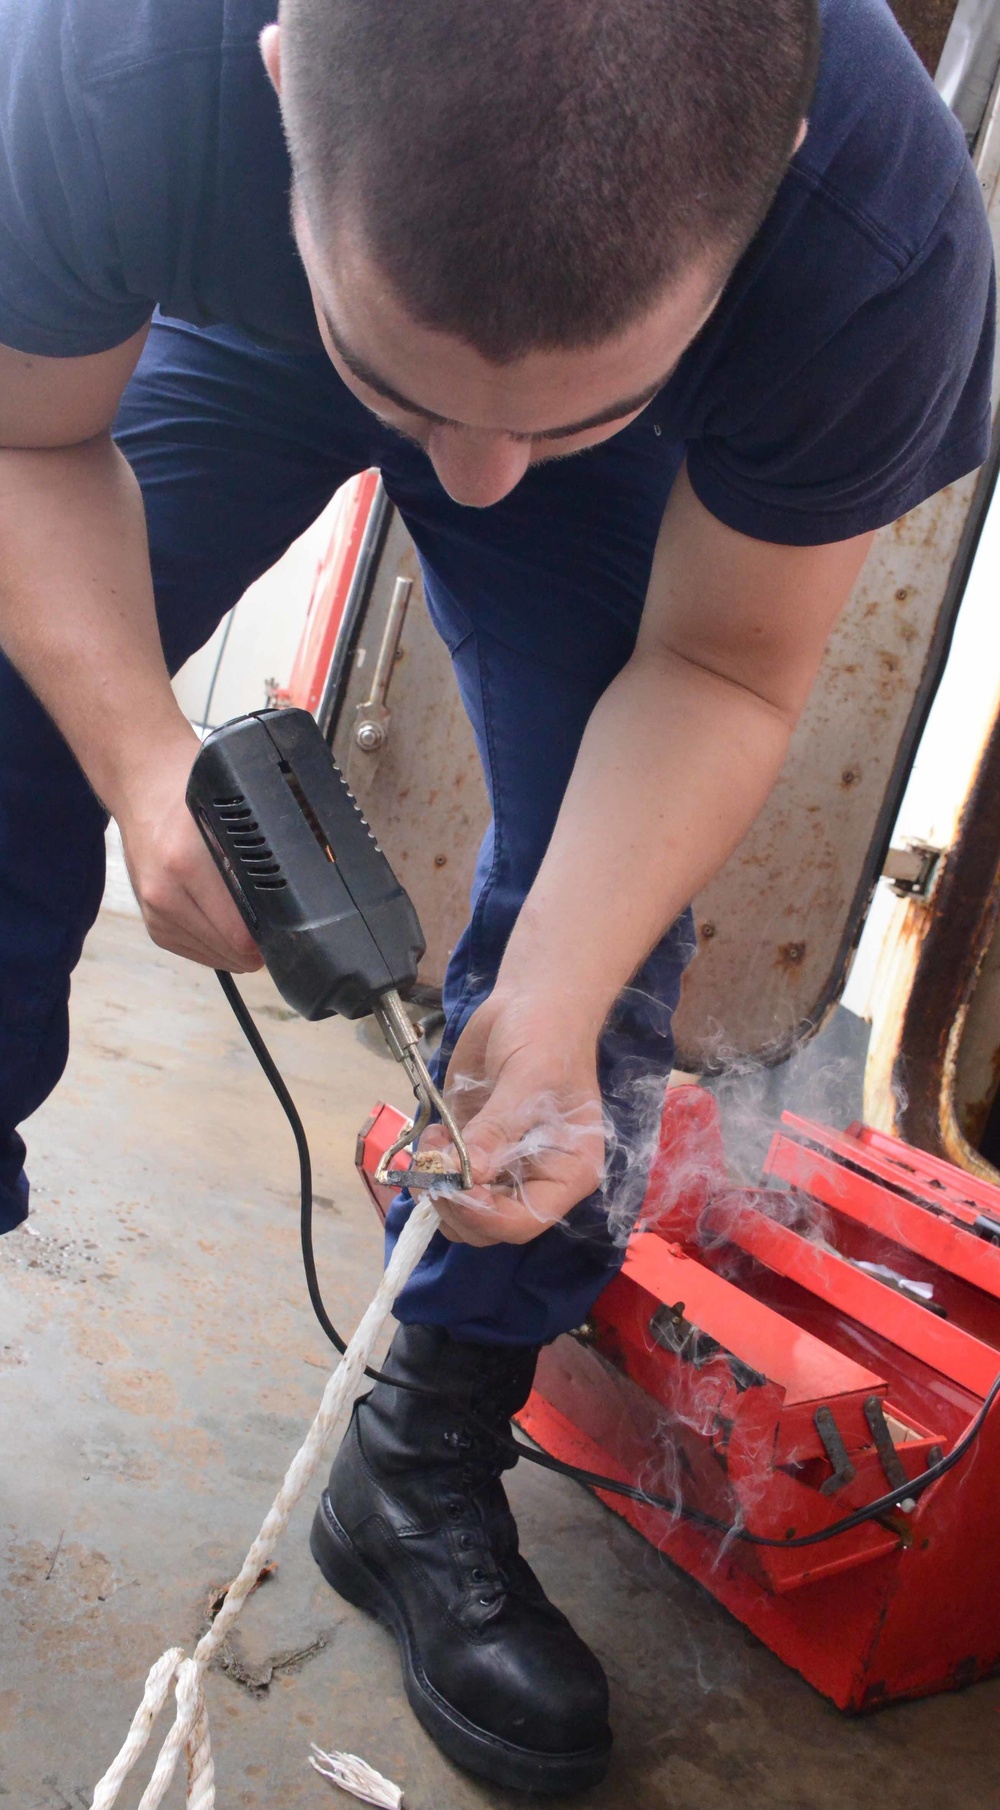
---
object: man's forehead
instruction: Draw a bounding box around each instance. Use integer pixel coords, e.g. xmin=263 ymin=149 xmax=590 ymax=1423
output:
xmin=294 ymin=200 xmax=723 ymax=438
xmin=319 ymin=302 xmax=681 ymax=441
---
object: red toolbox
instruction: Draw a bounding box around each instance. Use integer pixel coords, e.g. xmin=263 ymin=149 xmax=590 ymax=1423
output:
xmin=356 ymin=1088 xmax=1000 ymax=1710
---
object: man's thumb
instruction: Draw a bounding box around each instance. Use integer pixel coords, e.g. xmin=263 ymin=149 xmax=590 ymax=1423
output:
xmin=460 ymin=1105 xmax=520 ymax=1186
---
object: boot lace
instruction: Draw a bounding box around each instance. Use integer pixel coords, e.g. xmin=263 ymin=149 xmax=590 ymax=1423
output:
xmin=440 ymin=1421 xmax=513 ymax=1606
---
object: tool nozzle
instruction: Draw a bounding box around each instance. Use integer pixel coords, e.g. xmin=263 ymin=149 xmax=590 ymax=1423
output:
xmin=371 ymin=991 xmax=474 ymax=1193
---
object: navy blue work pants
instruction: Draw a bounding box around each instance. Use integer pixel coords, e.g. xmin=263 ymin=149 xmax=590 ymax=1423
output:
xmin=0 ymin=318 xmax=694 ymax=1343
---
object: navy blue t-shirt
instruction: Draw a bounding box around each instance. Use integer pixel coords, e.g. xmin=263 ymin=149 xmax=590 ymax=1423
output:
xmin=0 ymin=0 xmax=994 ymax=545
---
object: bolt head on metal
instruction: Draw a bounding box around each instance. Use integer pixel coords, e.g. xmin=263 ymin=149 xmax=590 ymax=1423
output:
xmin=355 ymin=719 xmax=386 ymax=753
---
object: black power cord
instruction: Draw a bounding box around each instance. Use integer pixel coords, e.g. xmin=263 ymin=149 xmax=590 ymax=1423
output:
xmin=218 ymin=970 xmax=1000 ymax=1551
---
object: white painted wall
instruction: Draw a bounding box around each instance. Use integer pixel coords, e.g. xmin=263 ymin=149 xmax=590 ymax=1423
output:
xmin=171 ymin=494 xmax=342 ymax=732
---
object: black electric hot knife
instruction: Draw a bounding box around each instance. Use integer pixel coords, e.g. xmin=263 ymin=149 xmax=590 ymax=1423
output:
xmin=186 ymin=707 xmax=471 ymax=1191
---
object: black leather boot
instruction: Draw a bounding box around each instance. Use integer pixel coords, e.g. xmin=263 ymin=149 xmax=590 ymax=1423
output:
xmin=310 ymin=1323 xmax=612 ymax=1794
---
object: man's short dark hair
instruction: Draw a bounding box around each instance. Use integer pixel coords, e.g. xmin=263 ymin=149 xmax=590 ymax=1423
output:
xmin=280 ymin=0 xmax=820 ymax=362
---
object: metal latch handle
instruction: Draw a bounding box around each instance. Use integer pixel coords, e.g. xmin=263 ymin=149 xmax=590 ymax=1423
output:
xmin=354 ymin=577 xmax=412 ymax=754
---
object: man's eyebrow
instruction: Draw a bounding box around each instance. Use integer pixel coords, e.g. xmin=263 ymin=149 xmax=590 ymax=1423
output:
xmin=323 ymin=312 xmax=456 ymax=424
xmin=533 ymin=378 xmax=668 ymax=439
xmin=322 ymin=309 xmax=669 ymax=439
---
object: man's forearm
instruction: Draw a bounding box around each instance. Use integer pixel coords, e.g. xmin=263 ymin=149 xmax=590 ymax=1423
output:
xmin=426 ymin=479 xmax=871 ymax=1244
xmin=0 ymin=433 xmax=192 ymax=811
xmin=494 ymin=644 xmax=793 ymax=1038
xmin=0 ymin=431 xmax=259 ymax=970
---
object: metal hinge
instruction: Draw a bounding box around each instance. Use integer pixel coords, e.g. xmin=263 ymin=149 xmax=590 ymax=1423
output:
xmin=882 ymin=841 xmax=942 ymax=898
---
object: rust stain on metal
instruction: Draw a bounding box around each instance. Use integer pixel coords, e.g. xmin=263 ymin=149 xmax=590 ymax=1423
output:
xmin=876 ymin=689 xmax=1000 ymax=1172
xmin=776 ymin=942 xmax=806 ymax=971
xmin=876 ymin=649 xmax=904 ymax=700
xmin=886 ymin=0 xmax=956 ymax=75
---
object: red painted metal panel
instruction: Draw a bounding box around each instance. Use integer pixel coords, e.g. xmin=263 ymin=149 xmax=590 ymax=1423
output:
xmin=782 ymin=1107 xmax=1000 ymax=1238
xmin=354 ymin=1099 xmax=410 ymax=1224
xmin=518 ymin=1351 xmax=903 ymax=1705
xmin=285 ymin=470 xmax=381 ymax=716
xmin=765 ymin=1132 xmax=1000 ymax=1313
xmin=622 ymin=1233 xmax=883 ymax=1404
xmin=592 ymin=1266 xmax=902 ymax=1592
xmin=849 ymin=1118 xmax=1000 ymax=1218
xmin=719 ymin=1191 xmax=1000 ymax=1399
xmin=520 ymin=1340 xmax=1000 ymax=1710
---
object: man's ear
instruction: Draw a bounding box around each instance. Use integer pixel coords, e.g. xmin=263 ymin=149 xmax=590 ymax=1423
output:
xmin=793 ymin=117 xmax=808 ymax=153
xmin=259 ymin=23 xmax=281 ymax=95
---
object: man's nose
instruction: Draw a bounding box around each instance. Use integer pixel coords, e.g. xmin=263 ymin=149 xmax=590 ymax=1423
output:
xmin=426 ymin=425 xmax=532 ymax=507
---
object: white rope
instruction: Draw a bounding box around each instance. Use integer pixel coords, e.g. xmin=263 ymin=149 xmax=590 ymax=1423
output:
xmin=90 ymin=1200 xmax=439 ymax=1810
xmin=309 ymin=1745 xmax=404 ymax=1807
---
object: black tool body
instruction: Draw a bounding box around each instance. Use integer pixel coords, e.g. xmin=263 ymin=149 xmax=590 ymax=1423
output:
xmin=187 ymin=709 xmax=424 ymax=1020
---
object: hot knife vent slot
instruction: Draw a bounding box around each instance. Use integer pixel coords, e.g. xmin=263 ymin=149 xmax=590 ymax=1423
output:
xmin=213 ymin=794 xmax=286 ymax=891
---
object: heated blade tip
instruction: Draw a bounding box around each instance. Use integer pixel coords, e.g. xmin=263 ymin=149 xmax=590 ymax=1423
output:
xmin=384 ymin=1168 xmax=464 ymax=1192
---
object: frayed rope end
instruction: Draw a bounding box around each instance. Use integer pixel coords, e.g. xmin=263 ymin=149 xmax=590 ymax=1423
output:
xmin=309 ymin=1743 xmax=404 ymax=1807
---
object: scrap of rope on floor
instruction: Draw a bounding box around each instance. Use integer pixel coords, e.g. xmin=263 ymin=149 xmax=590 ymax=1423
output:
xmin=89 ymin=1201 xmax=438 ymax=1810
xmin=309 ymin=1745 xmax=404 ymax=1807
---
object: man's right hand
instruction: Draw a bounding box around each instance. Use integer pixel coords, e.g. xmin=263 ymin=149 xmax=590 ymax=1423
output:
xmin=112 ymin=726 xmax=262 ymax=973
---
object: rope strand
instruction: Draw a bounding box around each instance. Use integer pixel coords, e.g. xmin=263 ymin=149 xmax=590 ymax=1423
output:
xmin=90 ymin=1201 xmax=439 ymax=1809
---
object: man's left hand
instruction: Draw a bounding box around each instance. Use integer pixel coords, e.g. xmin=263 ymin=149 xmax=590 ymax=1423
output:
xmin=419 ymin=991 xmax=606 ymax=1247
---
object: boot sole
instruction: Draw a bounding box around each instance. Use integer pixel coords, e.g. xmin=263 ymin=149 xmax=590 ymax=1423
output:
xmin=310 ymin=1491 xmax=612 ymax=1796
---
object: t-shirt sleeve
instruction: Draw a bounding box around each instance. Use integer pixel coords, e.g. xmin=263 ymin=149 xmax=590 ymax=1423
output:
xmin=0 ymin=0 xmax=153 ymax=355
xmin=686 ymin=156 xmax=996 ymax=546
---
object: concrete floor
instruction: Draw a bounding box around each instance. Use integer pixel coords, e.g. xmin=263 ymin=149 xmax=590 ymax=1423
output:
xmin=2 ymin=911 xmax=999 ymax=1810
